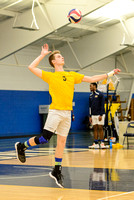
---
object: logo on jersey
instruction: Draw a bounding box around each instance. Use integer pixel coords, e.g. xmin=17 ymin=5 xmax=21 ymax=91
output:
xmin=62 ymin=76 xmax=67 ymax=81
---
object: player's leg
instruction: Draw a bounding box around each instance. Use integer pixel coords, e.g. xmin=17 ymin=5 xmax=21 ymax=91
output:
xmin=93 ymin=124 xmax=99 ymax=148
xmin=98 ymin=115 xmax=106 ymax=148
xmin=98 ymin=125 xmax=104 ymax=140
xmin=49 ymin=135 xmax=67 ymax=188
xmin=15 ymin=109 xmax=60 ymax=163
xmin=49 ymin=110 xmax=71 ymax=188
xmin=93 ymin=124 xmax=98 ymax=140
xmin=15 ymin=129 xmax=54 ymax=163
xmin=89 ymin=116 xmax=99 ymax=148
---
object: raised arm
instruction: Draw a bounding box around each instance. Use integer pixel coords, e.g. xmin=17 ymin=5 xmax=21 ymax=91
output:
xmin=82 ymin=69 xmax=121 ymax=83
xmin=28 ymin=44 xmax=52 ymax=78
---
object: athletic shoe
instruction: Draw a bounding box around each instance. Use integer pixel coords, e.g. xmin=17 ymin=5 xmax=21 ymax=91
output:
xmin=15 ymin=142 xmax=26 ymax=163
xmin=88 ymin=143 xmax=99 ymax=149
xmin=49 ymin=168 xmax=64 ymax=188
xmin=100 ymin=142 xmax=107 ymax=149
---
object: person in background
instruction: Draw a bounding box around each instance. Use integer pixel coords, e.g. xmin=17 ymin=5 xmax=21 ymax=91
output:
xmin=88 ymin=82 xmax=106 ymax=149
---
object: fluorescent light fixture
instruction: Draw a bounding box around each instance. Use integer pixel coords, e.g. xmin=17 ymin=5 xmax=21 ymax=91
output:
xmin=86 ymin=0 xmax=134 ymax=20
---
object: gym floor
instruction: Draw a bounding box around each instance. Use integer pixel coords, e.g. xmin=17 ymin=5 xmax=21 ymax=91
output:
xmin=0 ymin=132 xmax=134 ymax=200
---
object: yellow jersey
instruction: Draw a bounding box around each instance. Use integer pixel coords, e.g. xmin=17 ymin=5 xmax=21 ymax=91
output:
xmin=42 ymin=70 xmax=84 ymax=110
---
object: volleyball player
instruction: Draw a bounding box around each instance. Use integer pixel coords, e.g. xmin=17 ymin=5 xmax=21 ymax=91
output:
xmin=15 ymin=44 xmax=120 ymax=188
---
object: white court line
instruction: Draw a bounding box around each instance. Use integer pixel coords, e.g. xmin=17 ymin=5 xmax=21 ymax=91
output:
xmin=97 ymin=191 xmax=134 ymax=200
xmin=0 ymin=147 xmax=88 ymax=161
xmin=13 ymin=166 xmax=52 ymax=170
xmin=0 ymin=151 xmax=15 ymax=155
xmin=27 ymin=150 xmax=54 ymax=153
xmin=0 ymin=157 xmax=14 ymax=160
xmin=0 ymin=174 xmax=49 ymax=180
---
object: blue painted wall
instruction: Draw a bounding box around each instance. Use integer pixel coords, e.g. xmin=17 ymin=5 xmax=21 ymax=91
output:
xmin=72 ymin=92 xmax=89 ymax=131
xmin=0 ymin=90 xmax=50 ymax=137
xmin=0 ymin=90 xmax=90 ymax=137
xmin=1 ymin=90 xmax=133 ymax=137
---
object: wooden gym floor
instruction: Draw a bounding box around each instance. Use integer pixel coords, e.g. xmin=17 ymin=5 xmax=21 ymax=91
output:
xmin=0 ymin=132 xmax=134 ymax=200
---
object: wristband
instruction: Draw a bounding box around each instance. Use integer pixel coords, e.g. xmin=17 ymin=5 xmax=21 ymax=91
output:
xmin=107 ymin=70 xmax=114 ymax=77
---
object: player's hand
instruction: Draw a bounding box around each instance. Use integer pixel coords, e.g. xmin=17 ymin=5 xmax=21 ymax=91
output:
xmin=41 ymin=44 xmax=52 ymax=57
xmin=113 ymin=68 xmax=121 ymax=74
xmin=98 ymin=116 xmax=102 ymax=121
xmin=89 ymin=117 xmax=92 ymax=124
xmin=107 ymin=68 xmax=121 ymax=77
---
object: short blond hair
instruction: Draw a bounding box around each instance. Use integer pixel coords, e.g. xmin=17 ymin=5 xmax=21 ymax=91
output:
xmin=49 ymin=50 xmax=60 ymax=68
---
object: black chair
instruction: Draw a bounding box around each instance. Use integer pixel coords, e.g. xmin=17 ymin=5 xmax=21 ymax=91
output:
xmin=123 ymin=121 xmax=134 ymax=149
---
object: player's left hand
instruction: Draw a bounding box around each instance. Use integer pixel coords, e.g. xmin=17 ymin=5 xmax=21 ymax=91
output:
xmin=98 ymin=116 xmax=102 ymax=121
xmin=113 ymin=68 xmax=121 ymax=74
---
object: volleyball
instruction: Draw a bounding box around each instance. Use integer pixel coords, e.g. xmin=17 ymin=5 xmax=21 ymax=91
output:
xmin=67 ymin=9 xmax=82 ymax=24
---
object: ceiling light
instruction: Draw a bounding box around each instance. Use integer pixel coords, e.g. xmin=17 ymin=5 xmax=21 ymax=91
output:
xmin=86 ymin=0 xmax=134 ymax=20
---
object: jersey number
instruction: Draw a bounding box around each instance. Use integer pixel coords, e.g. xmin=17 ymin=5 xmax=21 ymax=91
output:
xmin=62 ymin=76 xmax=67 ymax=81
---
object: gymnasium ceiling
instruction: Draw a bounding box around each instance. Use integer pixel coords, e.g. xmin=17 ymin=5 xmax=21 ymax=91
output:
xmin=0 ymin=0 xmax=134 ymax=61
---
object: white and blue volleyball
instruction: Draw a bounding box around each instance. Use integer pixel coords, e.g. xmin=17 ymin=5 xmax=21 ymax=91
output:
xmin=68 ymin=9 xmax=82 ymax=23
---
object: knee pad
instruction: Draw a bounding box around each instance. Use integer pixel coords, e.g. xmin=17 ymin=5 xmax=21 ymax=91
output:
xmin=34 ymin=129 xmax=54 ymax=145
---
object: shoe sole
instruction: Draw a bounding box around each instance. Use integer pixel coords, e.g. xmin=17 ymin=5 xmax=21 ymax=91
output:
xmin=15 ymin=142 xmax=26 ymax=163
xmin=88 ymin=146 xmax=99 ymax=149
xmin=100 ymin=146 xmax=109 ymax=149
xmin=15 ymin=142 xmax=20 ymax=161
xmin=49 ymin=172 xmax=64 ymax=188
